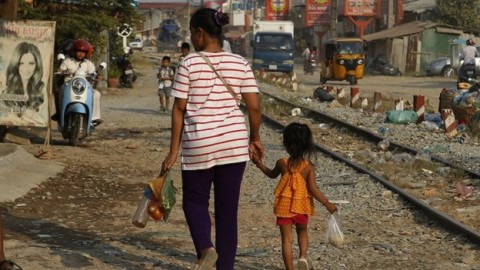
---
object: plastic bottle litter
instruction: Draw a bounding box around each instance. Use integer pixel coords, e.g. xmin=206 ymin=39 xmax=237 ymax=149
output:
xmin=291 ymin=108 xmax=301 ymax=116
xmin=378 ymin=126 xmax=389 ymax=136
xmin=132 ymin=187 xmax=153 ymax=228
xmin=422 ymin=145 xmax=449 ymax=154
xmin=377 ymin=139 xmax=390 ymax=151
xmin=422 ymin=121 xmax=439 ymax=131
xmin=392 ymin=152 xmax=414 ymax=164
xmin=457 ymin=124 xmax=469 ymax=132
xmin=415 ymin=150 xmax=431 ymax=161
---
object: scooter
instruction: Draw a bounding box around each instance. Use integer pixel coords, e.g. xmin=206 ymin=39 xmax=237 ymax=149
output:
xmin=458 ymin=62 xmax=476 ymax=83
xmin=304 ymin=58 xmax=316 ymax=75
xmin=56 ymin=70 xmax=96 ymax=146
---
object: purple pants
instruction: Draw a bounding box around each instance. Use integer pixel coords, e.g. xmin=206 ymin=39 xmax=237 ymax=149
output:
xmin=182 ymin=162 xmax=246 ymax=270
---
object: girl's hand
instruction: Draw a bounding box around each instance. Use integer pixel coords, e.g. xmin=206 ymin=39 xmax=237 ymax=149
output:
xmin=161 ymin=152 xmax=177 ymax=176
xmin=326 ymin=202 xmax=337 ymax=214
xmin=251 ymin=152 xmax=261 ymax=166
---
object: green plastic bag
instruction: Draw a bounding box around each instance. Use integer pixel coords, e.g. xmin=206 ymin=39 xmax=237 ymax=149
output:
xmin=160 ymin=172 xmax=176 ymax=221
xmin=386 ymin=110 xmax=418 ymax=124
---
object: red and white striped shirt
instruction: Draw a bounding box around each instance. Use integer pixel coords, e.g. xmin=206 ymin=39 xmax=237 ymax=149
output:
xmin=171 ymin=52 xmax=259 ymax=170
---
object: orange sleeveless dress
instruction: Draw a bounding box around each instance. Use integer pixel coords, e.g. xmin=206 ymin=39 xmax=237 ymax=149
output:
xmin=274 ymin=158 xmax=314 ymax=218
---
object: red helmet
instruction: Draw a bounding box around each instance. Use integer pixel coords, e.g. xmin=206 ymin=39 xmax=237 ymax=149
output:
xmin=73 ymin=39 xmax=93 ymax=58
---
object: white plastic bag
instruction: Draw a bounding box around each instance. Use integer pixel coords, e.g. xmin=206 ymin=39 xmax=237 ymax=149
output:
xmin=326 ymin=212 xmax=344 ymax=247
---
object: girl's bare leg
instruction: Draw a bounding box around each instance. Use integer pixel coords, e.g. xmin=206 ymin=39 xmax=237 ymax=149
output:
xmin=296 ymin=223 xmax=308 ymax=259
xmin=280 ymin=224 xmax=294 ymax=270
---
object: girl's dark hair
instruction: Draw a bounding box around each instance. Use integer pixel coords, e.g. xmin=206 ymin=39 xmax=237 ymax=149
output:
xmin=283 ymin=122 xmax=315 ymax=165
xmin=190 ymin=8 xmax=229 ymax=42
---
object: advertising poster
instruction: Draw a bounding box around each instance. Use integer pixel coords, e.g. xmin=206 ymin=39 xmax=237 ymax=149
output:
xmin=266 ymin=0 xmax=289 ymax=21
xmin=344 ymin=0 xmax=377 ymax=16
xmin=0 ymin=20 xmax=55 ymax=127
xmin=204 ymin=0 xmax=222 ymax=11
xmin=305 ymin=0 xmax=331 ymax=27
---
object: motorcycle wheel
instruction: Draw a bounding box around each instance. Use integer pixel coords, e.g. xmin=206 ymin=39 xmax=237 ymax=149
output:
xmin=68 ymin=113 xmax=83 ymax=146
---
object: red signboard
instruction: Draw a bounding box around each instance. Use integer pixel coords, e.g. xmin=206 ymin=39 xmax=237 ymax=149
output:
xmin=305 ymin=0 xmax=331 ymax=27
xmin=266 ymin=0 xmax=289 ymax=21
xmin=344 ymin=0 xmax=377 ymax=16
xmin=204 ymin=0 xmax=222 ymax=11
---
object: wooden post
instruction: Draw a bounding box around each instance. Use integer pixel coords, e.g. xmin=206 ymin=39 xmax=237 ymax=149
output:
xmin=0 ymin=0 xmax=18 ymax=20
xmin=414 ymin=95 xmax=425 ymax=123
xmin=350 ymin=87 xmax=359 ymax=107
xmin=373 ymin=92 xmax=382 ymax=112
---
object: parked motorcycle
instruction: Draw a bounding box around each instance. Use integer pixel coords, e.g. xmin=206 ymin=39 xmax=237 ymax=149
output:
xmin=365 ymin=54 xmax=402 ymax=76
xmin=118 ymin=54 xmax=136 ymax=88
xmin=55 ymin=70 xmax=97 ymax=146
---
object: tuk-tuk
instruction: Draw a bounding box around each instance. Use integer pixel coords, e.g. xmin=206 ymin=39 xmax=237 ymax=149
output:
xmin=320 ymin=38 xmax=367 ymax=85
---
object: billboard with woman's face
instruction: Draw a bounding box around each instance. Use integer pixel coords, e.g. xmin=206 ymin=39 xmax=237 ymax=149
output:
xmin=0 ymin=20 xmax=55 ymax=127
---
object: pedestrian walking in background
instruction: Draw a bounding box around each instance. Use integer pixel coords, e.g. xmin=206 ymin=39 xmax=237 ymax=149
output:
xmin=160 ymin=7 xmax=263 ymax=270
xmin=252 ymin=122 xmax=337 ymax=270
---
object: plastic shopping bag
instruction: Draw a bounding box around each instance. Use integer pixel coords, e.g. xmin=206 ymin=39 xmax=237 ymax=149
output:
xmin=326 ymin=212 xmax=344 ymax=247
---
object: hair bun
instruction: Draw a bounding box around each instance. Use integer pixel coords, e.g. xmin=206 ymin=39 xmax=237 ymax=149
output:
xmin=213 ymin=11 xmax=229 ymax=27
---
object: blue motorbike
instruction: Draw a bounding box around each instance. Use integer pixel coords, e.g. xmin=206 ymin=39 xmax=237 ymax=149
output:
xmin=56 ymin=70 xmax=97 ymax=146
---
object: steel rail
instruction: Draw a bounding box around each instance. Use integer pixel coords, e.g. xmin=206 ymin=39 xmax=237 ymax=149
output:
xmin=257 ymin=91 xmax=480 ymax=244
xmin=260 ymin=90 xmax=480 ymax=179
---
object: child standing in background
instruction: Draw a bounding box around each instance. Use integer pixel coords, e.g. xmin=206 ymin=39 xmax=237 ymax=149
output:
xmin=157 ymin=56 xmax=174 ymax=112
xmin=179 ymin=42 xmax=190 ymax=62
xmin=252 ymin=122 xmax=337 ymax=270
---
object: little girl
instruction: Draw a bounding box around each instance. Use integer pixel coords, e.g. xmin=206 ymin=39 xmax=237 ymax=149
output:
xmin=252 ymin=122 xmax=337 ymax=270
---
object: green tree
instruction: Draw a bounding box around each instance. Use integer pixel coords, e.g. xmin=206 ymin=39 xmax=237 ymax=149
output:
xmin=17 ymin=0 xmax=140 ymax=60
xmin=435 ymin=0 xmax=480 ymax=32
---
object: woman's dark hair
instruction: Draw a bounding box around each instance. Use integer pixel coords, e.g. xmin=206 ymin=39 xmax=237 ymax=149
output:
xmin=4 ymin=42 xmax=45 ymax=111
xmin=190 ymin=8 xmax=229 ymax=42
xmin=283 ymin=122 xmax=315 ymax=165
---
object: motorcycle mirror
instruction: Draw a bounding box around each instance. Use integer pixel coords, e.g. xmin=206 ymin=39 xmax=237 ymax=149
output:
xmin=57 ymin=53 xmax=66 ymax=61
xmin=99 ymin=62 xmax=107 ymax=70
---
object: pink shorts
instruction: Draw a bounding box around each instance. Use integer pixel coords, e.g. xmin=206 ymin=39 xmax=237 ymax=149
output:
xmin=276 ymin=214 xmax=309 ymax=226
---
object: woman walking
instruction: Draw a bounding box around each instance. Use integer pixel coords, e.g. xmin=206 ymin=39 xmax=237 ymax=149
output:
xmin=160 ymin=8 xmax=264 ymax=270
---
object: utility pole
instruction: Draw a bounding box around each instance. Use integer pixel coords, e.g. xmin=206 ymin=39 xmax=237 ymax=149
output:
xmin=330 ymin=0 xmax=337 ymax=38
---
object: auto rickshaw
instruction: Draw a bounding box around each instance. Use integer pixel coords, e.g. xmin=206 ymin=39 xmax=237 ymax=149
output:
xmin=319 ymin=38 xmax=367 ymax=85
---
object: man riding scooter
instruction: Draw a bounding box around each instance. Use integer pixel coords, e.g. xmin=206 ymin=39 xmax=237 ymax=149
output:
xmin=52 ymin=39 xmax=103 ymax=126
xmin=458 ymin=38 xmax=479 ymax=83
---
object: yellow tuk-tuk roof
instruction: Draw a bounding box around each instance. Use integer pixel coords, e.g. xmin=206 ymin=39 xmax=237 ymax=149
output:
xmin=325 ymin=38 xmax=364 ymax=44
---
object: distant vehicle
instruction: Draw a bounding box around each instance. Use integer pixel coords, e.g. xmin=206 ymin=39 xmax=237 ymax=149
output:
xmin=251 ymin=20 xmax=295 ymax=73
xmin=159 ymin=19 xmax=181 ymax=43
xmin=365 ymin=54 xmax=401 ymax=76
xmin=157 ymin=18 xmax=182 ymax=52
xmin=129 ymin=38 xmax=144 ymax=50
xmin=425 ymin=57 xmax=454 ymax=77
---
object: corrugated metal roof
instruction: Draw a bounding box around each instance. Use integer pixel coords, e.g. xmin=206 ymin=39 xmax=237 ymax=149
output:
xmin=363 ymin=21 xmax=439 ymax=41
xmin=404 ymin=0 xmax=436 ymax=12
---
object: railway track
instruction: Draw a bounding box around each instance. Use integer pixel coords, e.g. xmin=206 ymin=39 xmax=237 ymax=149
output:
xmin=256 ymin=89 xmax=480 ymax=244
